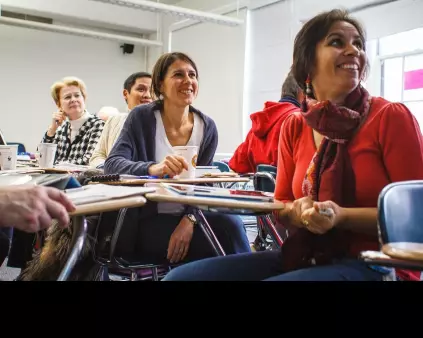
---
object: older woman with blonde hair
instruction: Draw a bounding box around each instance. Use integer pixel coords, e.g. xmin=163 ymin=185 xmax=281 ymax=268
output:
xmin=41 ymin=76 xmax=104 ymax=165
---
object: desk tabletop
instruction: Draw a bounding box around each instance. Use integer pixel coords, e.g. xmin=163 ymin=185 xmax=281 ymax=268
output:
xmin=382 ymin=242 xmax=423 ymax=262
xmin=69 ymin=196 xmax=147 ymax=216
xmin=145 ymin=187 xmax=284 ymax=212
xmin=90 ymin=177 xmax=250 ymax=185
xmin=7 ymin=166 xmax=85 ymax=174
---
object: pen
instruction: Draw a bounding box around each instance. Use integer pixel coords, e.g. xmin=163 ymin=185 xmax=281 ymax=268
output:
xmin=319 ymin=208 xmax=334 ymax=217
xmin=119 ymin=174 xmax=159 ymax=180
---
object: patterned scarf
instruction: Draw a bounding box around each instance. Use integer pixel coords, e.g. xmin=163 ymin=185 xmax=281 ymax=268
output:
xmin=280 ymin=85 xmax=372 ymax=272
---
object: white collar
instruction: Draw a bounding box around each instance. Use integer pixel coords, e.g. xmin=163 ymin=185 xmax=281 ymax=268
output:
xmin=69 ymin=111 xmax=90 ymax=124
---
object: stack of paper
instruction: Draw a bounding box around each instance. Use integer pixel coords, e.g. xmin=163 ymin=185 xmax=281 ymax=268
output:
xmin=54 ymin=162 xmax=91 ymax=172
xmin=195 ymin=166 xmax=220 ymax=178
xmin=0 ymin=168 xmax=45 ymax=175
xmin=0 ymin=174 xmax=33 ymax=186
xmin=65 ymin=184 xmax=156 ymax=205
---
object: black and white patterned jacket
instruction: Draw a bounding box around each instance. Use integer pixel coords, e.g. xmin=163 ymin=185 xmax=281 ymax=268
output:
xmin=42 ymin=114 xmax=105 ymax=165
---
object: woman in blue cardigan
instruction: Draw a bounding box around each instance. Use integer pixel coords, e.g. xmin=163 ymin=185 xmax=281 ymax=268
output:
xmin=105 ymin=52 xmax=251 ymax=264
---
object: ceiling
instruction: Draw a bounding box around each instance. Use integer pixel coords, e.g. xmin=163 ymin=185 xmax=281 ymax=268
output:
xmin=150 ymin=0 xmax=183 ymax=4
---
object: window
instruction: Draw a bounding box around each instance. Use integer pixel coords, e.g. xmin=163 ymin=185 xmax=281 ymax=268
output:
xmin=381 ymin=55 xmax=423 ymax=131
xmin=403 ymin=54 xmax=423 ymax=102
xmin=379 ymin=28 xmax=423 ymax=132
xmin=381 ymin=57 xmax=403 ymax=102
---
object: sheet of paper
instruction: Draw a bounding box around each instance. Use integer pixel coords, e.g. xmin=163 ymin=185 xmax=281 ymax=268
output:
xmin=65 ymin=184 xmax=156 ymax=205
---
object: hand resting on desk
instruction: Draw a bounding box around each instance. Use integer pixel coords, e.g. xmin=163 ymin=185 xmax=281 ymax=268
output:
xmin=149 ymin=155 xmax=188 ymax=178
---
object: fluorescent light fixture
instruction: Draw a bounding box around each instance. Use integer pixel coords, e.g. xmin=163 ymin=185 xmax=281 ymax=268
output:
xmin=299 ymin=0 xmax=400 ymax=23
xmin=89 ymin=0 xmax=244 ymax=26
xmin=0 ymin=15 xmax=162 ymax=47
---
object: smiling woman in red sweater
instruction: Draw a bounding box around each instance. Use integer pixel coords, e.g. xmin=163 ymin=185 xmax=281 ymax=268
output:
xmin=163 ymin=9 xmax=423 ymax=281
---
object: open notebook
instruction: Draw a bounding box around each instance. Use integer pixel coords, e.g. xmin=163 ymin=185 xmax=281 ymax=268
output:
xmin=161 ymin=183 xmax=274 ymax=202
xmin=65 ymin=184 xmax=156 ymax=205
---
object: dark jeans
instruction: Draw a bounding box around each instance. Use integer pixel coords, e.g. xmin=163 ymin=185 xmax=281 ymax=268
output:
xmin=134 ymin=212 xmax=251 ymax=264
xmin=162 ymin=250 xmax=384 ymax=281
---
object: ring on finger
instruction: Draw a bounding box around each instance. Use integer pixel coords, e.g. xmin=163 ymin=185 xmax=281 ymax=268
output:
xmin=302 ymin=219 xmax=309 ymax=227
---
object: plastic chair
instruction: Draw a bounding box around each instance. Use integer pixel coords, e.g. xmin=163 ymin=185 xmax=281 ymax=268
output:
xmin=378 ymin=181 xmax=423 ymax=244
xmin=256 ymin=164 xmax=277 ymax=175
xmin=6 ymin=142 xmax=26 ymax=153
xmin=92 ymin=208 xmax=173 ymax=281
xmin=212 ymin=160 xmax=251 ymax=189
xmin=360 ymin=180 xmax=423 ymax=274
xmin=255 ymin=164 xmax=277 ymax=193
xmin=213 ymin=161 xmax=230 ymax=172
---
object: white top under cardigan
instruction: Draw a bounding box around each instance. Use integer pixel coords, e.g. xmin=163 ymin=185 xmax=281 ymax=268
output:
xmin=154 ymin=110 xmax=204 ymax=215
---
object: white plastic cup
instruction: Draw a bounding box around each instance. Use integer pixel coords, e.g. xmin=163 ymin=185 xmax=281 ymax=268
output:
xmin=38 ymin=143 xmax=57 ymax=168
xmin=0 ymin=145 xmax=18 ymax=170
xmin=173 ymin=146 xmax=198 ymax=179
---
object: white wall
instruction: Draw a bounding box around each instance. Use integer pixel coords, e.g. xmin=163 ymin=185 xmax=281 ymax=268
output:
xmin=147 ymin=0 xmax=423 ymax=154
xmin=0 ymin=25 xmax=147 ymax=152
xmin=244 ymin=0 xmax=300 ymax=135
xmin=160 ymin=0 xmax=420 ymax=147
xmin=169 ymin=9 xmax=248 ymax=154
xmin=245 ymin=0 xmax=423 ymax=136
xmin=346 ymin=0 xmax=423 ymax=41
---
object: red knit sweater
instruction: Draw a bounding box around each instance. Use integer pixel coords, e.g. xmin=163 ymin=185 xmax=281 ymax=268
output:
xmin=275 ymin=97 xmax=423 ymax=281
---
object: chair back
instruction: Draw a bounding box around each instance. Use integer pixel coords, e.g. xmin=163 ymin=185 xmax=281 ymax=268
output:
xmin=213 ymin=161 xmax=230 ymax=172
xmin=378 ymin=180 xmax=423 ymax=244
xmin=256 ymin=164 xmax=277 ymax=175
xmin=254 ymin=165 xmax=277 ymax=193
xmin=6 ymin=142 xmax=26 ymax=153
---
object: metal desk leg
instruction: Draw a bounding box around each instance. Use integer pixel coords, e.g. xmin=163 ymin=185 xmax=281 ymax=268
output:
xmin=196 ymin=210 xmax=226 ymax=256
xmin=260 ymin=214 xmax=284 ymax=248
xmin=57 ymin=215 xmax=88 ymax=281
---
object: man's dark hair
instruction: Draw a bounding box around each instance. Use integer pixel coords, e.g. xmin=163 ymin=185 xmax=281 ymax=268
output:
xmin=281 ymin=72 xmax=301 ymax=99
xmin=123 ymin=71 xmax=152 ymax=93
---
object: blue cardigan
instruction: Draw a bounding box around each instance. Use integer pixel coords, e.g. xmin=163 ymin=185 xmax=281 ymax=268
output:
xmin=105 ymin=101 xmax=218 ymax=175
xmin=103 ymin=101 xmax=218 ymax=242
